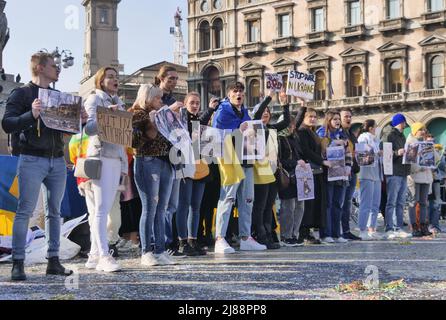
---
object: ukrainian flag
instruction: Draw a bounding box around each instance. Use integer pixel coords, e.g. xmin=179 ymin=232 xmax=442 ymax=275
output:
xmin=0 ymin=156 xmax=19 ymax=236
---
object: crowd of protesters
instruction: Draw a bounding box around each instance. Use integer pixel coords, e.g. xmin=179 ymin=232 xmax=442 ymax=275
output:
xmin=2 ymin=52 xmax=445 ymax=280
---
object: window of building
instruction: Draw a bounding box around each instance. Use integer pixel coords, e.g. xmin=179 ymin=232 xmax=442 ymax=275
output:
xmin=389 ymin=60 xmax=403 ymax=93
xmin=199 ymin=21 xmax=211 ymax=51
xmin=431 ymin=55 xmax=445 ymax=89
xmin=99 ymin=8 xmax=108 ymax=24
xmin=349 ymin=66 xmax=363 ymax=97
xmin=249 ymin=79 xmax=261 ymax=107
xmin=278 ymin=14 xmax=290 ymax=37
xmin=248 ymin=20 xmax=260 ymax=42
xmin=315 ymin=71 xmax=326 ymax=100
xmin=213 ymin=18 xmax=224 ymax=49
xmin=312 ymin=8 xmax=324 ymax=32
xmin=429 ymin=0 xmax=444 ymax=12
xmin=387 ymin=0 xmax=400 ymax=19
xmin=348 ymin=1 xmax=361 ymax=26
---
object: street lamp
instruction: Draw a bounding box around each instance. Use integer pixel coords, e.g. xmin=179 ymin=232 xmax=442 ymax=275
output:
xmin=39 ymin=47 xmax=75 ymax=88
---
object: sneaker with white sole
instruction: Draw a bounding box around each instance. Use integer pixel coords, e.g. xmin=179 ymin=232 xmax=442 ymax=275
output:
xmin=369 ymin=232 xmax=384 ymax=240
xmin=395 ymin=229 xmax=412 ymax=239
xmin=155 ymin=252 xmax=176 ymax=265
xmin=240 ymin=237 xmax=267 ymax=251
xmin=359 ymin=231 xmax=374 ymax=241
xmin=321 ymin=237 xmax=335 ymax=243
xmin=214 ymin=238 xmax=236 ymax=254
xmin=385 ymin=230 xmax=397 ymax=240
xmin=95 ymin=255 xmax=121 ymax=272
xmin=85 ymin=254 xmax=99 ymax=269
xmin=334 ymin=237 xmax=348 ymax=243
xmin=141 ymin=252 xmax=159 ymax=266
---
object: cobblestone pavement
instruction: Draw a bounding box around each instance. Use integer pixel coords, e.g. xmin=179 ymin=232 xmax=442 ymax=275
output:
xmin=1 ymin=230 xmax=446 ymax=300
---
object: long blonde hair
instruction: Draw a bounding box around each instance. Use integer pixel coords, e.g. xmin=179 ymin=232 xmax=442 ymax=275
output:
xmin=131 ymin=83 xmax=163 ymax=111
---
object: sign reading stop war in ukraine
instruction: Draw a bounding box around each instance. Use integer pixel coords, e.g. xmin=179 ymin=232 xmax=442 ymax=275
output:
xmin=97 ymin=107 xmax=133 ymax=147
xmin=286 ymin=70 xmax=316 ymax=101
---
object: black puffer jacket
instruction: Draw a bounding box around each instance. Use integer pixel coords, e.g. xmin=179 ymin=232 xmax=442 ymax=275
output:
xmin=1 ymin=82 xmax=64 ymax=157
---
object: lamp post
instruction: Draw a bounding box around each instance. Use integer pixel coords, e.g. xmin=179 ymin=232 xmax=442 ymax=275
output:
xmin=39 ymin=47 xmax=75 ymax=89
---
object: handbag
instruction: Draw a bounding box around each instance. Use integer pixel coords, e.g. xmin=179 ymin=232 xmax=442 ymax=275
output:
xmin=275 ymin=136 xmax=293 ymax=190
xmin=73 ymin=121 xmax=102 ymax=180
xmin=193 ymin=160 xmax=210 ymax=180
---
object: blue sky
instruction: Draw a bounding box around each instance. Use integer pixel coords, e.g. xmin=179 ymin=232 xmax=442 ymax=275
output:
xmin=3 ymin=0 xmax=188 ymax=92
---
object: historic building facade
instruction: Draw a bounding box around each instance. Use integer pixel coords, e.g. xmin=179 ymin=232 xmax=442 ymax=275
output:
xmin=187 ymin=0 xmax=446 ymax=143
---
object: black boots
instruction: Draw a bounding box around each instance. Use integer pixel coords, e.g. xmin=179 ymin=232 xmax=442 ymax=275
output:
xmin=412 ymin=223 xmax=423 ymax=237
xmin=178 ymin=239 xmax=199 ymax=256
xmin=11 ymin=260 xmax=26 ymax=281
xmin=420 ymin=223 xmax=433 ymax=237
xmin=188 ymin=239 xmax=207 ymax=256
xmin=46 ymin=257 xmax=73 ymax=276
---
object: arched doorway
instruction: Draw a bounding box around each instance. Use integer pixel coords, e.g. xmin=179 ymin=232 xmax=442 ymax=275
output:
xmin=427 ymin=117 xmax=446 ymax=146
xmin=202 ymin=66 xmax=222 ymax=108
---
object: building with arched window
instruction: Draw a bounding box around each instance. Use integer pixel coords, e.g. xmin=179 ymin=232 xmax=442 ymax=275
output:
xmin=187 ymin=0 xmax=446 ymax=141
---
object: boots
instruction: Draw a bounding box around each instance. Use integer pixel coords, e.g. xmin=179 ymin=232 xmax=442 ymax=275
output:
xmin=188 ymin=239 xmax=207 ymax=256
xmin=420 ymin=223 xmax=433 ymax=237
xmin=178 ymin=239 xmax=199 ymax=256
xmin=46 ymin=257 xmax=73 ymax=276
xmin=11 ymin=260 xmax=26 ymax=281
xmin=412 ymin=223 xmax=422 ymax=238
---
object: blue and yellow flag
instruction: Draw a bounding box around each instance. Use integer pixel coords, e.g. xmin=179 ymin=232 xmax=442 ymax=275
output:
xmin=0 ymin=156 xmax=19 ymax=235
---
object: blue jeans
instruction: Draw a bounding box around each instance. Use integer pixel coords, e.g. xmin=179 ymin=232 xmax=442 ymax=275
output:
xmin=215 ymin=167 xmax=254 ymax=238
xmin=134 ymin=157 xmax=174 ymax=255
xmin=385 ymin=176 xmax=407 ymax=231
xmin=176 ymin=178 xmax=206 ymax=239
xmin=341 ymin=173 xmax=357 ymax=234
xmin=358 ymin=179 xmax=382 ymax=231
xmin=320 ymin=182 xmax=347 ymax=239
xmin=165 ymin=178 xmax=180 ymax=246
xmin=429 ymin=181 xmax=441 ymax=229
xmin=12 ymin=155 xmax=66 ymax=260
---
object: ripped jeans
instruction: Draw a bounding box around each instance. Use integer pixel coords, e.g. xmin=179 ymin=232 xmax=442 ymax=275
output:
xmin=215 ymin=167 xmax=254 ymax=239
xmin=134 ymin=156 xmax=174 ymax=254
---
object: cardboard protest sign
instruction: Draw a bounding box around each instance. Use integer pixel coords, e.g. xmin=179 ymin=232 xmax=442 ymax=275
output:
xmin=355 ymin=143 xmax=375 ymax=167
xmin=418 ymin=142 xmax=435 ymax=168
xmin=383 ymin=142 xmax=393 ymax=175
xmin=38 ymin=88 xmax=82 ymax=133
xmin=96 ymin=106 xmax=133 ymax=147
xmin=241 ymin=120 xmax=265 ymax=161
xmin=265 ymin=73 xmax=284 ymax=92
xmin=295 ymin=163 xmax=315 ymax=201
xmin=327 ymin=146 xmax=348 ymax=181
xmin=286 ymin=70 xmax=315 ymax=101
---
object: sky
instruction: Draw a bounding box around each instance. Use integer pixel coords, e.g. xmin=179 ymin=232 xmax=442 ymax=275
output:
xmin=3 ymin=0 xmax=188 ymax=92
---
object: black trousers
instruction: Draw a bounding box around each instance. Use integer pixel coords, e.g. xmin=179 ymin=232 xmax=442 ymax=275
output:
xmin=252 ymin=182 xmax=278 ymax=241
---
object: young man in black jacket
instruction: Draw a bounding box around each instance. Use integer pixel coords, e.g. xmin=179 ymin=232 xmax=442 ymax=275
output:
xmin=1 ymin=52 xmax=73 ymax=281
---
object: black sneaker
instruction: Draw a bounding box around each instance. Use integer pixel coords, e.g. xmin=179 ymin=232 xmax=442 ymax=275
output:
xmin=167 ymin=248 xmax=186 ymax=257
xmin=304 ymin=237 xmax=322 ymax=245
xmin=109 ymin=244 xmax=119 ymax=258
xmin=188 ymin=239 xmax=207 ymax=256
xmin=281 ymin=238 xmax=298 ymax=247
xmin=294 ymin=237 xmax=304 ymax=246
xmin=179 ymin=240 xmax=199 ymax=256
xmin=343 ymin=232 xmax=362 ymax=241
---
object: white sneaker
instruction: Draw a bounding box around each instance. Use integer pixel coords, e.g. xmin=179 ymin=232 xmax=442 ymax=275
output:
xmin=359 ymin=231 xmax=373 ymax=241
xmin=395 ymin=230 xmax=412 ymax=239
xmin=155 ymin=252 xmax=176 ymax=265
xmin=369 ymin=232 xmax=384 ymax=240
xmin=334 ymin=237 xmax=348 ymax=243
xmin=141 ymin=252 xmax=159 ymax=266
xmin=239 ymin=237 xmax=267 ymax=251
xmin=95 ymin=255 xmax=121 ymax=272
xmin=321 ymin=237 xmax=335 ymax=243
xmin=85 ymin=254 xmax=99 ymax=269
xmin=214 ymin=238 xmax=236 ymax=254
xmin=385 ymin=230 xmax=397 ymax=240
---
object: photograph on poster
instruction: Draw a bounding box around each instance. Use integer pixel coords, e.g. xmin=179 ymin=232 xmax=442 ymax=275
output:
xmin=242 ymin=120 xmax=265 ymax=161
xmin=295 ymin=163 xmax=315 ymax=201
xmin=355 ymin=143 xmax=375 ymax=167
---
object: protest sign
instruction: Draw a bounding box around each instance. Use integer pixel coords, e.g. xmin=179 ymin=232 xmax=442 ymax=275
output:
xmin=327 ymin=146 xmax=348 ymax=181
xmin=155 ymin=106 xmax=191 ymax=149
xmin=295 ymin=163 xmax=315 ymax=201
xmin=265 ymin=73 xmax=284 ymax=92
xmin=38 ymin=88 xmax=82 ymax=133
xmin=96 ymin=106 xmax=133 ymax=147
xmin=383 ymin=142 xmax=393 ymax=175
xmin=241 ymin=120 xmax=265 ymax=161
xmin=418 ymin=142 xmax=435 ymax=168
xmin=355 ymin=143 xmax=375 ymax=167
xmin=286 ymin=70 xmax=315 ymax=101
xmin=403 ymin=142 xmax=419 ymax=165
xmin=200 ymin=125 xmax=224 ymax=158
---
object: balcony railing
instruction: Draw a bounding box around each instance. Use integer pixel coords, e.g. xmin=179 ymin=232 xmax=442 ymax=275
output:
xmin=341 ymin=24 xmax=366 ymax=39
xmin=421 ymin=10 xmax=446 ymax=26
xmin=272 ymin=36 xmax=297 ymax=50
xmin=241 ymin=42 xmax=265 ymax=55
xmin=304 ymin=30 xmax=329 ymax=45
xmin=378 ymin=17 xmax=407 ymax=33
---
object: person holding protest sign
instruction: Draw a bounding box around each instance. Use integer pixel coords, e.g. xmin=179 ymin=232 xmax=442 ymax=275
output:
xmin=251 ymin=89 xmax=290 ymax=249
xmin=406 ymin=123 xmax=437 ymax=237
xmin=130 ymin=83 xmax=176 ymax=267
xmin=2 ymin=52 xmax=73 ymax=281
xmin=82 ymin=67 xmax=128 ymax=272
xmin=357 ymin=119 xmax=384 ymax=240
xmin=317 ymin=111 xmax=353 ymax=244
xmin=212 ymin=81 xmax=267 ymax=253
xmin=383 ymin=113 xmax=412 ymax=239
xmin=296 ymin=107 xmax=330 ymax=245
xmin=155 ymin=65 xmax=185 ymax=257
xmin=175 ymin=92 xmax=217 ymax=256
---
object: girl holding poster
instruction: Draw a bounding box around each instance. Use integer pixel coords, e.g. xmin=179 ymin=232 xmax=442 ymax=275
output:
xmin=317 ymin=111 xmax=353 ymax=244
xmin=357 ymin=119 xmax=384 ymax=241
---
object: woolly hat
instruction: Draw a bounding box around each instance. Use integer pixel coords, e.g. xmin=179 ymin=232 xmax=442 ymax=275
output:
xmin=391 ymin=113 xmax=406 ymax=127
xmin=411 ymin=122 xmax=425 ymax=136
